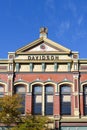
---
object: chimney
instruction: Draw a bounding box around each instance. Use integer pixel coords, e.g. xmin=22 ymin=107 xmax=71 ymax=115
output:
xmin=39 ymin=27 xmax=48 ymax=38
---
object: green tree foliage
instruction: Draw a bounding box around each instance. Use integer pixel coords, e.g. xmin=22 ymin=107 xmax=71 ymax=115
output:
xmin=11 ymin=114 xmax=50 ymax=130
xmin=0 ymin=95 xmax=51 ymax=130
xmin=0 ymin=94 xmax=22 ymax=126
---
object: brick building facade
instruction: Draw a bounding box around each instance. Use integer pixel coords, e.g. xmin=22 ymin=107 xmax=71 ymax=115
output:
xmin=0 ymin=28 xmax=87 ymax=129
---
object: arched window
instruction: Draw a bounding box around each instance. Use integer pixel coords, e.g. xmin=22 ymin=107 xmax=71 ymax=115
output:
xmin=60 ymin=85 xmax=71 ymax=115
xmin=0 ymin=86 xmax=4 ymax=111
xmin=0 ymin=86 xmax=4 ymax=97
xmin=14 ymin=85 xmax=26 ymax=114
xmin=83 ymin=86 xmax=87 ymax=115
xmin=32 ymin=84 xmax=54 ymax=115
xmin=45 ymin=85 xmax=54 ymax=115
xmin=32 ymin=85 xmax=42 ymax=115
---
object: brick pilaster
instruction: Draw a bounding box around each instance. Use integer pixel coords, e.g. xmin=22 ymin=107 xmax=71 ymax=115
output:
xmin=54 ymin=93 xmax=60 ymax=117
xmin=25 ymin=93 xmax=32 ymax=114
xmin=73 ymin=74 xmax=80 ymax=117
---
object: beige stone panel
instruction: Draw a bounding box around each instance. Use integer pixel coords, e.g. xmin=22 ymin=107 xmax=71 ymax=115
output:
xmin=33 ymin=64 xmax=42 ymax=72
xmin=0 ymin=65 xmax=8 ymax=72
xmin=47 ymin=95 xmax=53 ymax=102
xmin=63 ymin=95 xmax=70 ymax=102
xmin=58 ymin=64 xmax=67 ymax=71
xmin=36 ymin=95 xmax=42 ymax=103
xmin=45 ymin=64 xmax=54 ymax=72
xmin=20 ymin=64 xmax=30 ymax=72
xmin=59 ymin=55 xmax=71 ymax=59
xmin=16 ymin=55 xmax=28 ymax=59
xmin=74 ymin=109 xmax=79 ymax=116
xmin=80 ymin=64 xmax=87 ymax=71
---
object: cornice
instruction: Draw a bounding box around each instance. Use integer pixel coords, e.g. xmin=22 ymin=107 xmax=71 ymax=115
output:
xmin=0 ymin=60 xmax=8 ymax=63
xmin=16 ymin=37 xmax=44 ymax=54
xmin=16 ymin=51 xmax=70 ymax=55
xmin=15 ymin=37 xmax=71 ymax=55
xmin=14 ymin=59 xmax=73 ymax=63
xmin=79 ymin=59 xmax=87 ymax=63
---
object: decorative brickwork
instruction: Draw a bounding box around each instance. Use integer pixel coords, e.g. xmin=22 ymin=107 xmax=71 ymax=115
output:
xmin=0 ymin=66 xmax=7 ymax=70
xmin=0 ymin=28 xmax=87 ymax=129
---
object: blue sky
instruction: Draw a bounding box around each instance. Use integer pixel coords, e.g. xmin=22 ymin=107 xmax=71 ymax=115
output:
xmin=0 ymin=0 xmax=87 ymax=58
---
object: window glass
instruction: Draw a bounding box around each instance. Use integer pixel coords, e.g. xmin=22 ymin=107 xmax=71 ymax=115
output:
xmin=33 ymin=86 xmax=42 ymax=115
xmin=35 ymin=95 xmax=42 ymax=103
xmin=84 ymin=86 xmax=87 ymax=93
xmin=45 ymin=86 xmax=53 ymax=94
xmin=60 ymin=85 xmax=71 ymax=115
xmin=34 ymin=86 xmax=42 ymax=94
xmin=0 ymin=86 xmax=4 ymax=93
xmin=46 ymin=95 xmax=53 ymax=102
xmin=62 ymin=95 xmax=71 ymax=102
xmin=15 ymin=85 xmax=26 ymax=114
xmin=15 ymin=86 xmax=25 ymax=93
xmin=84 ymin=86 xmax=87 ymax=115
xmin=33 ymin=85 xmax=54 ymax=115
xmin=0 ymin=86 xmax=4 ymax=111
xmin=33 ymin=95 xmax=42 ymax=114
xmin=45 ymin=86 xmax=53 ymax=115
xmin=0 ymin=86 xmax=4 ymax=97
xmin=61 ymin=86 xmax=71 ymax=93
xmin=19 ymin=94 xmax=25 ymax=114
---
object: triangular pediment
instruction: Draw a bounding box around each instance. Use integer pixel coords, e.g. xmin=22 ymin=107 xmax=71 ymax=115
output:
xmin=16 ymin=37 xmax=71 ymax=55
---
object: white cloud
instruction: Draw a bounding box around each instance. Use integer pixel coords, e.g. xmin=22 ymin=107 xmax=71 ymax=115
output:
xmin=63 ymin=1 xmax=77 ymax=17
xmin=57 ymin=21 xmax=70 ymax=36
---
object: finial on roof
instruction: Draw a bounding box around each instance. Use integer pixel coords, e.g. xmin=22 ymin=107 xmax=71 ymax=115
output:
xmin=40 ymin=27 xmax=48 ymax=38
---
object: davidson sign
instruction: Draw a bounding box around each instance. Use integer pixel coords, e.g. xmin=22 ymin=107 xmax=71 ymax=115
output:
xmin=28 ymin=55 xmax=59 ymax=61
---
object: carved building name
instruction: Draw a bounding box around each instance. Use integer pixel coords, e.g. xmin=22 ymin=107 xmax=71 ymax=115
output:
xmin=28 ymin=55 xmax=59 ymax=61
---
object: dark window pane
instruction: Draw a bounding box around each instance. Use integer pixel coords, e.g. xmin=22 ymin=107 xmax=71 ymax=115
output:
xmin=0 ymin=86 xmax=4 ymax=93
xmin=34 ymin=86 xmax=42 ymax=94
xmin=33 ymin=95 xmax=42 ymax=114
xmin=60 ymin=86 xmax=71 ymax=115
xmin=61 ymin=102 xmax=71 ymax=115
xmin=61 ymin=86 xmax=71 ymax=93
xmin=33 ymin=103 xmax=42 ymax=114
xmin=45 ymin=86 xmax=53 ymax=115
xmin=33 ymin=86 xmax=42 ymax=115
xmin=45 ymin=86 xmax=53 ymax=94
xmin=19 ymin=94 xmax=25 ymax=114
xmin=15 ymin=86 xmax=26 ymax=93
xmin=0 ymin=93 xmax=4 ymax=97
xmin=84 ymin=87 xmax=87 ymax=115
xmin=45 ymin=102 xmax=53 ymax=115
xmin=84 ymin=86 xmax=87 ymax=93
xmin=0 ymin=93 xmax=4 ymax=111
xmin=84 ymin=106 xmax=87 ymax=115
xmin=45 ymin=95 xmax=53 ymax=115
xmin=0 ymin=86 xmax=4 ymax=111
xmin=84 ymin=95 xmax=87 ymax=105
xmin=15 ymin=86 xmax=26 ymax=114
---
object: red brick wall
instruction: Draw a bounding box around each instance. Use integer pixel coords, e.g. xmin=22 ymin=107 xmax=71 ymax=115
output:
xmin=71 ymin=95 xmax=74 ymax=116
xmin=0 ymin=74 xmax=8 ymax=82
xmin=80 ymin=95 xmax=84 ymax=115
xmin=14 ymin=73 xmax=73 ymax=83
xmin=80 ymin=73 xmax=87 ymax=82
xmin=14 ymin=73 xmax=73 ymax=115
xmin=54 ymin=94 xmax=60 ymax=115
xmin=25 ymin=94 xmax=32 ymax=114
